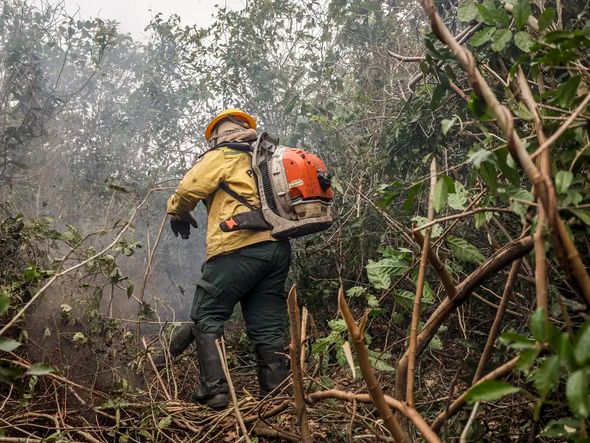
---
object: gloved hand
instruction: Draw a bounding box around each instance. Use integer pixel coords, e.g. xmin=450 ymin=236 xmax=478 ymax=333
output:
xmin=170 ymin=214 xmax=198 ymax=239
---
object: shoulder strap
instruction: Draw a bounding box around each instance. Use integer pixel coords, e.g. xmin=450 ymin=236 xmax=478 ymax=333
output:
xmin=219 ymin=182 xmax=258 ymax=211
xmin=199 ymin=142 xmax=253 ymax=159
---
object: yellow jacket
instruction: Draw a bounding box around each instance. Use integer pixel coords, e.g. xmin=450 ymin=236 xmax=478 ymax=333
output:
xmin=167 ymin=146 xmax=275 ymax=260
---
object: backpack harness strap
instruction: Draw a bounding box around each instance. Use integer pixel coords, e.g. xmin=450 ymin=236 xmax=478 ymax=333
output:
xmin=218 ymin=182 xmax=257 ymax=211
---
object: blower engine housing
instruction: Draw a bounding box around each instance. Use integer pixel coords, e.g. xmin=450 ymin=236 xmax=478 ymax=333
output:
xmin=252 ymin=133 xmax=333 ymax=239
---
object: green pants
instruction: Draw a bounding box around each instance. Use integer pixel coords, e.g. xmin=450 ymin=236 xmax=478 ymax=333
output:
xmin=190 ymin=240 xmax=291 ymax=348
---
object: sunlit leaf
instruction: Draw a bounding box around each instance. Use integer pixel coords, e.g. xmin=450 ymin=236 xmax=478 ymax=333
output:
xmin=491 ymin=29 xmax=512 ymax=52
xmin=0 ymin=338 xmax=21 ymax=353
xmin=555 ymin=170 xmax=574 ymax=194
xmin=27 ymin=363 xmax=54 ymax=376
xmin=513 ymin=0 xmax=532 ymax=29
xmin=465 ymin=380 xmax=520 ymax=404
xmin=514 ymin=31 xmax=535 ymax=52
xmin=533 ymin=355 xmax=560 ymax=398
xmin=574 ymin=322 xmax=590 ymax=365
xmin=470 ymin=26 xmax=496 ymax=46
xmin=566 ymin=369 xmax=589 ymax=418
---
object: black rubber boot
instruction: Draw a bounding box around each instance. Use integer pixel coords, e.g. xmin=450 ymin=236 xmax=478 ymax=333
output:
xmin=154 ymin=323 xmax=196 ymax=369
xmin=256 ymin=344 xmax=289 ymax=397
xmin=191 ymin=329 xmax=229 ymax=410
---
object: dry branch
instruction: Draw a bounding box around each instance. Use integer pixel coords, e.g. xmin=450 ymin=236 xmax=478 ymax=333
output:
xmin=215 ymin=338 xmax=251 ymax=443
xmin=473 ymin=259 xmax=521 ymax=383
xmin=395 ymin=236 xmax=534 ymax=400
xmin=253 ymin=423 xmax=299 ymax=442
xmin=287 ymin=286 xmax=312 ymax=443
xmin=338 ymin=288 xmax=411 ymax=443
xmin=407 ymin=158 xmax=437 ymax=407
xmin=308 ymin=390 xmax=442 ymax=443
xmin=515 ymin=68 xmax=590 ymax=309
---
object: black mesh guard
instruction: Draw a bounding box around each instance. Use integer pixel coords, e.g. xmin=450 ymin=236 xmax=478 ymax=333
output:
xmin=259 ymin=160 xmax=279 ymax=214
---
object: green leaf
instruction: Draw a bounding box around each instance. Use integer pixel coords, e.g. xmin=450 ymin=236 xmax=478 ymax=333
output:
xmin=0 ymin=338 xmax=21 ymax=353
xmin=433 ymin=177 xmax=449 ymax=212
xmin=465 ymin=380 xmax=520 ymax=404
xmin=347 ymin=286 xmax=367 ymax=298
xmin=441 ymin=118 xmax=456 ymax=136
xmin=540 ymin=418 xmax=579 ymax=438
xmin=458 ymin=3 xmax=480 ymax=22
xmin=27 ymin=363 xmax=54 ymax=376
xmin=530 ymin=308 xmax=546 ymax=342
xmin=538 ymin=8 xmax=555 ymax=31
xmin=557 ymin=332 xmax=575 ymax=370
xmin=403 ymin=182 xmax=423 ymax=212
xmin=0 ymin=361 xmax=24 ymax=384
xmin=514 ymin=31 xmax=535 ymax=52
xmin=516 ymin=348 xmax=540 ymax=374
xmin=448 ymin=182 xmax=468 ymax=210
xmin=513 ymin=0 xmax=532 ymax=29
xmin=508 ymin=188 xmax=534 ymax=218
xmin=470 ymin=26 xmax=496 ymax=46
xmin=499 ymin=331 xmax=536 ymax=349
xmin=431 ymin=84 xmax=446 ymax=109
xmin=0 ymin=294 xmax=10 ymax=316
xmin=555 ymin=170 xmax=574 ymax=194
xmin=491 ymin=29 xmax=513 ymax=52
xmin=366 ymin=258 xmax=408 ymax=290
xmin=469 ymin=149 xmax=494 ymax=167
xmin=533 ymin=355 xmax=560 ymax=398
xmin=478 ymin=3 xmax=510 ymax=27
xmin=568 ymin=208 xmax=590 ymax=226
xmin=553 ymin=76 xmax=581 ymax=108
xmin=126 ymin=283 xmax=134 ymax=299
xmin=566 ymin=369 xmax=589 ymax=418
xmin=429 ymin=333 xmax=443 ymax=350
xmin=574 ymin=321 xmax=590 ymax=365
xmin=447 ymin=235 xmax=485 ymax=264
xmin=413 ymin=216 xmax=443 ymax=239
xmin=394 ymin=290 xmax=416 ymax=310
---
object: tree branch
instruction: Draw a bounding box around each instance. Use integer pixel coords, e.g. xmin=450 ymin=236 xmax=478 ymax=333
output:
xmin=338 ymin=288 xmax=411 ymax=443
xmin=407 ymin=158 xmax=437 ymax=407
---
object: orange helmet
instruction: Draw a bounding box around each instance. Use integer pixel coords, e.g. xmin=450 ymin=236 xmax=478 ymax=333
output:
xmin=205 ymin=108 xmax=257 ymax=141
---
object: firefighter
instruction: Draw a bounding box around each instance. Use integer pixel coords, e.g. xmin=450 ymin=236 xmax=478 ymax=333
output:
xmin=165 ymin=109 xmax=291 ymax=410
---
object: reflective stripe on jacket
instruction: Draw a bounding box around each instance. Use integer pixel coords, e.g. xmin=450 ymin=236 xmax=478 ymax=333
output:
xmin=167 ymin=147 xmax=275 ymax=260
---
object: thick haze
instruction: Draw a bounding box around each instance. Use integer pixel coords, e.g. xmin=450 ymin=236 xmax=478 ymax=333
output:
xmin=63 ymin=0 xmax=245 ymax=37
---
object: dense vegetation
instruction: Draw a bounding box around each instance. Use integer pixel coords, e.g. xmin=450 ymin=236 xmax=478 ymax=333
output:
xmin=1 ymin=0 xmax=589 ymax=441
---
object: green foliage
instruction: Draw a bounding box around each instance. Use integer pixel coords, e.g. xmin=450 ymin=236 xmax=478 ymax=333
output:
xmin=446 ymin=235 xmax=485 ymax=263
xmin=504 ymin=312 xmax=590 ymax=440
xmin=366 ymin=248 xmax=411 ymax=290
xmin=465 ymin=380 xmax=520 ymax=404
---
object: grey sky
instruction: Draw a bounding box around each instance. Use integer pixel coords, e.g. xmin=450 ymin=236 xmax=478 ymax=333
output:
xmin=63 ymin=0 xmax=245 ymax=39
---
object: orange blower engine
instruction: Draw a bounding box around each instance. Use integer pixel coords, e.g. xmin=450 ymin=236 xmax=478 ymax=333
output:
xmin=252 ymin=132 xmax=333 ymax=239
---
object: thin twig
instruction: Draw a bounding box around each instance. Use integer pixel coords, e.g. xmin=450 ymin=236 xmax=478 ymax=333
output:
xmin=413 ymin=207 xmax=514 ymax=232
xmin=407 ymin=158 xmax=437 ymax=407
xmin=215 ymin=338 xmax=251 ymax=443
xmin=287 ymin=286 xmax=312 ymax=443
xmin=142 ymin=337 xmax=172 ymax=401
xmin=137 ymin=211 xmax=168 ymax=338
xmin=473 ymin=259 xmax=521 ymax=383
xmin=460 ymin=402 xmax=480 ymax=443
